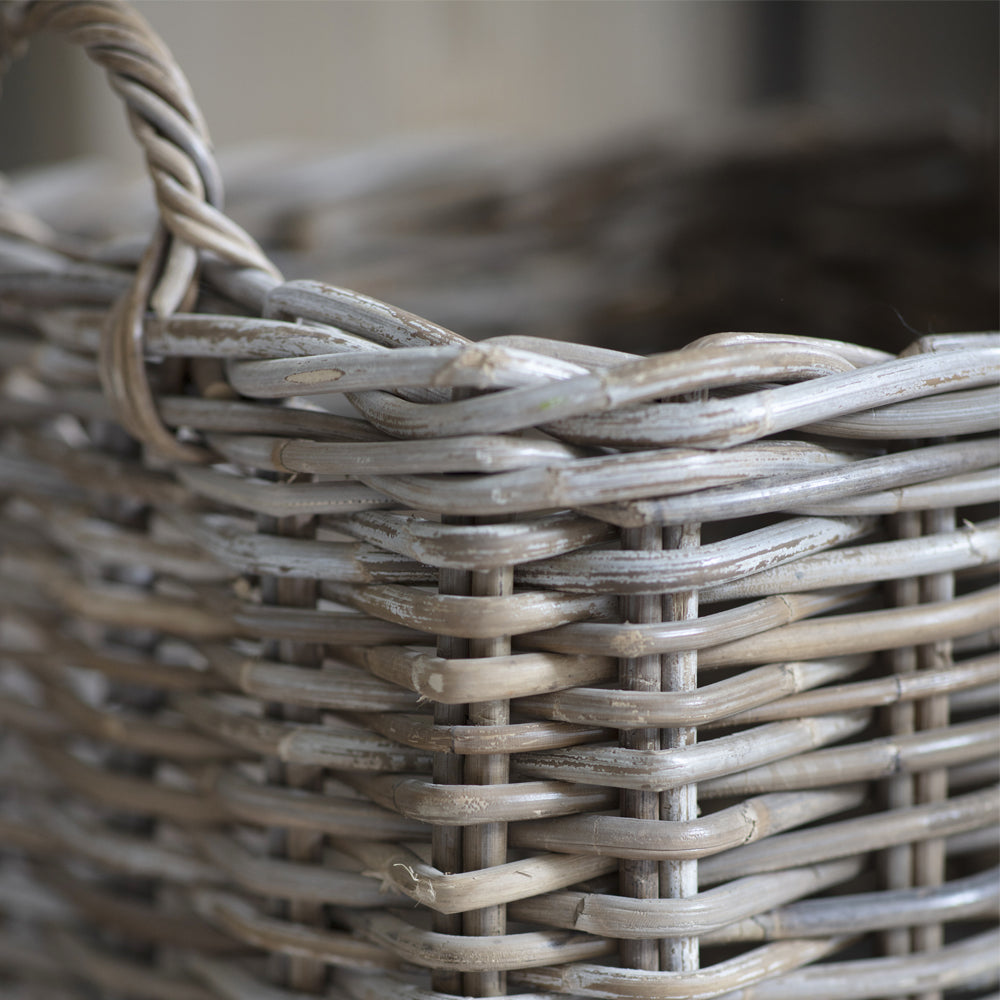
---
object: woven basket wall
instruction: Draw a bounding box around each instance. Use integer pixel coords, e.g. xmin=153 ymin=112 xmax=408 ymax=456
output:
xmin=1 ymin=4 xmax=998 ymax=1000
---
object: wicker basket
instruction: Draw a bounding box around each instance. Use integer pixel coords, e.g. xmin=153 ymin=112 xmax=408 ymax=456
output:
xmin=1 ymin=3 xmax=998 ymax=999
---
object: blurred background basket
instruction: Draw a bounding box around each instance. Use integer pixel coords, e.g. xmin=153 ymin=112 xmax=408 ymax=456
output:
xmin=0 ymin=2 xmax=998 ymax=1000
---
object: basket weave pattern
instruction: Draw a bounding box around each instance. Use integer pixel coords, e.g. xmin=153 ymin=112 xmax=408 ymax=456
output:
xmin=0 ymin=3 xmax=998 ymax=999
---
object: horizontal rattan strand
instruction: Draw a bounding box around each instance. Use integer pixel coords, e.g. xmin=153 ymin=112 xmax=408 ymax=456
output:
xmin=231 ymin=604 xmax=421 ymax=645
xmin=543 ymin=347 xmax=999 ymax=449
xmin=51 ymin=928 xmax=215 ymax=1000
xmin=28 ymin=740 xmax=225 ymax=826
xmin=320 ymin=584 xmax=862 ymax=658
xmin=706 ymin=867 xmax=999 ymax=942
xmin=0 ymin=686 xmax=231 ymax=762
xmin=332 ymin=510 xmax=613 ymax=570
xmin=204 ymin=644 xmax=420 ymax=712
xmin=508 ymin=787 xmax=866 ymax=861
xmin=513 ymin=936 xmax=845 ymax=999
xmin=526 ymin=656 xmax=991 ymax=735
xmin=166 ymin=511 xmax=430 ymax=583
xmin=226 ymin=343 xmax=592 ymax=398
xmin=0 ymin=262 xmax=131 ymax=307
xmin=49 ymin=520 xmax=227 ymax=582
xmin=698 ymin=717 xmax=998 ymax=797
xmin=356 ymin=711 xmax=608 ymax=755
xmin=313 ymin=930 xmax=1000 ymax=1000
xmin=522 ymin=590 xmax=864 ymax=658
xmin=207 ymin=430 xmax=583 ymax=476
xmin=788 ymin=466 xmax=1000 ymax=516
xmin=160 ymin=394 xmax=392 ymax=441
xmin=0 ymin=450 xmax=89 ymax=505
xmin=212 ymin=770 xmax=428 ymax=840
xmin=188 ymin=954 xmax=360 ymax=1000
xmin=8 ymin=630 xmax=221 ymax=692
xmin=349 ymin=772 xmax=616 ymax=825
xmin=0 ymin=813 xmax=58 ymax=860
xmin=8 ymin=433 xmax=193 ymax=507
xmin=714 ymin=652 xmax=998 ymax=726
xmin=345 ymin=645 xmax=615 ymax=703
xmin=31 ymin=307 xmax=362 ymax=360
xmin=194 ymin=833 xmax=400 ymax=907
xmin=708 ymin=928 xmax=1000 ymax=1000
xmin=945 ymin=825 xmax=1000 ymax=856
xmin=507 ymin=858 xmax=860 ymax=939
xmin=513 ymin=712 xmax=869 ymax=792
xmin=0 ymin=804 xmax=216 ymax=883
xmin=949 ymin=759 xmax=1000 ymax=793
xmin=171 ymin=510 xmax=874 ymax=599
xmin=0 ymin=864 xmax=70 ymax=926
xmin=517 ymin=330 xmax=891 ymax=368
xmin=518 ymin=517 xmax=873 ymax=595
xmin=698 ymin=518 xmax=998 ymax=601
xmin=178 ymin=465 xmax=396 ymax=518
xmin=698 ymin=785 xmax=1000 ymax=884
xmin=558 ymin=382 xmax=1000 ymax=451
xmin=321 ymin=581 xmax=612 ymax=639
xmin=272 ymin=308 xmax=853 ymax=410
xmin=359 ymin=443 xmax=857 ymax=517
xmin=700 ymin=583 xmax=1000 ymax=666
xmin=950 ymin=672 xmax=1000 ymax=712
xmin=264 ymin=280 xmax=471 ymax=350
xmin=805 ymin=384 xmax=1000 ymax=439
xmin=0 ymin=387 xmax=114 ymax=427
xmin=339 ymin=905 xmax=615 ymax=972
xmin=153 ymin=312 xmax=382 ymax=359
xmin=42 ymin=678 xmax=239 ymax=761
xmin=516 ymin=658 xmax=863 ymax=728
xmin=588 ymin=438 xmax=997 ymax=527
xmin=339 ymin=788 xmax=866 ymax=911
xmin=1 ymin=554 xmax=233 ymax=639
xmin=175 ymin=692 xmax=432 ymax=772
xmin=170 ymin=461 xmax=993 ymax=527
xmin=592 ymin=466 xmax=997 ymax=528
xmin=196 ymin=889 xmax=613 ymax=972
xmin=192 ymin=890 xmax=398 ymax=971
xmin=23 ymin=343 xmax=99 ymax=387
xmin=40 ymin=866 xmax=238 ymax=954
xmin=338 ymin=838 xmax=616 ymax=913
xmin=347 ymin=343 xmax=991 ymax=444
xmin=0 ymin=693 xmax=65 ymax=737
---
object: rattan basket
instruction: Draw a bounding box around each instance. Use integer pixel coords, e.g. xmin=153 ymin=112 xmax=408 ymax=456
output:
xmin=1 ymin=3 xmax=998 ymax=1000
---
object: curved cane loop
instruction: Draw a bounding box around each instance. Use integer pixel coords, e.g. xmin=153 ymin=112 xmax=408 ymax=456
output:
xmin=100 ymin=223 xmax=210 ymax=462
xmin=0 ymin=0 xmax=282 ymax=459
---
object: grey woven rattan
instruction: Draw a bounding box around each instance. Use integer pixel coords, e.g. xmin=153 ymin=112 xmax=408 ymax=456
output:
xmin=0 ymin=3 xmax=998 ymax=1000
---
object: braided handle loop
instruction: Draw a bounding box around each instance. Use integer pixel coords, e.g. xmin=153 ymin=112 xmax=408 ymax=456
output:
xmin=1 ymin=0 xmax=282 ymax=460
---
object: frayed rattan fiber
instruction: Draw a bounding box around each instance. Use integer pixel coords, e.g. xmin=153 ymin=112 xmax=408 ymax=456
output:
xmin=0 ymin=2 xmax=998 ymax=1000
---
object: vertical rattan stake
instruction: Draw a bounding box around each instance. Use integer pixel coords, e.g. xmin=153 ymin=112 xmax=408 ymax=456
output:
xmin=260 ymin=508 xmax=326 ymax=993
xmin=619 ymin=524 xmax=662 ymax=971
xmin=913 ymin=505 xmax=956 ymax=1000
xmin=882 ymin=510 xmax=922 ymax=999
xmin=433 ymin=556 xmax=470 ymax=997
xmin=463 ymin=545 xmax=514 ymax=997
xmin=661 ymin=521 xmax=700 ymax=973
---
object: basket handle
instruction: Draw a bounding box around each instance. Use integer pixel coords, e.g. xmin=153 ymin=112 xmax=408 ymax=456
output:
xmin=0 ymin=0 xmax=282 ymax=460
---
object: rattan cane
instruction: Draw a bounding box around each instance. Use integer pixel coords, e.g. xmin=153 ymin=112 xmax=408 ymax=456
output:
xmin=0 ymin=3 xmax=997 ymax=1000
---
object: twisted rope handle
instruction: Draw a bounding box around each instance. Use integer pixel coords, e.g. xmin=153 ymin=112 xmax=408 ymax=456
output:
xmin=0 ymin=0 xmax=282 ymax=460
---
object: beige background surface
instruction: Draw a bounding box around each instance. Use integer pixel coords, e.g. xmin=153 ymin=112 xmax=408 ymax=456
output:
xmin=1 ymin=2 xmax=996 ymax=176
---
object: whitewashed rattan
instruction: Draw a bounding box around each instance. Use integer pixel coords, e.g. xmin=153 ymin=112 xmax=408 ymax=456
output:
xmin=0 ymin=3 xmax=997 ymax=1000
